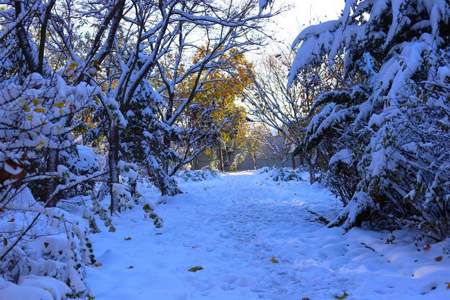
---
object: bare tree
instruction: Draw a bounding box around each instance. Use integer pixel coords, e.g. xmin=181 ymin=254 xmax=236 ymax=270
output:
xmin=244 ymin=47 xmax=335 ymax=172
xmin=151 ymin=0 xmax=275 ymax=175
xmin=45 ymin=0 xmax=275 ymax=211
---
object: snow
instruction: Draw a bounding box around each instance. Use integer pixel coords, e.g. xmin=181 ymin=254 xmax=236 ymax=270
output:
xmin=86 ymin=171 xmax=450 ymax=300
xmin=369 ymin=148 xmax=388 ymax=176
xmin=0 ymin=284 xmax=53 ymax=300
xmin=291 ymin=20 xmax=340 ymax=48
xmin=384 ymin=0 xmax=402 ymax=47
xmin=289 ymin=29 xmax=335 ymax=86
xmin=74 ymin=145 xmax=98 ymax=171
xmin=0 ymin=275 xmax=70 ymax=300
xmin=3 ymin=160 xmax=23 ymax=175
xmin=19 ymin=276 xmax=71 ymax=300
xmin=329 ymin=148 xmax=353 ymax=166
xmin=306 ymin=104 xmax=353 ymax=145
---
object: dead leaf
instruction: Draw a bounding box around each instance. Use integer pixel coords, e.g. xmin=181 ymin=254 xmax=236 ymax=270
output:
xmin=93 ymin=261 xmax=102 ymax=267
xmin=423 ymin=244 xmax=431 ymax=251
xmin=271 ymin=256 xmax=279 ymax=264
xmin=188 ymin=266 xmax=203 ymax=272
xmin=435 ymin=256 xmax=443 ymax=262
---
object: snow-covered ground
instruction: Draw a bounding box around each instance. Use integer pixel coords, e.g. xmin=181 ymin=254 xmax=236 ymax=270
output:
xmin=87 ymin=171 xmax=450 ymax=300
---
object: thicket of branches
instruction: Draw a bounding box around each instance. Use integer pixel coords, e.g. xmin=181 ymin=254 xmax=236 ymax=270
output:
xmin=287 ymin=0 xmax=449 ymax=240
xmin=246 ymin=0 xmax=449 ymax=241
xmin=244 ymin=49 xmax=340 ymax=171
xmin=0 ymin=0 xmax=274 ymax=297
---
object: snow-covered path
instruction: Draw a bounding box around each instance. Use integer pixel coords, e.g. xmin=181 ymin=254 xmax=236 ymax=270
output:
xmin=87 ymin=171 xmax=449 ymax=300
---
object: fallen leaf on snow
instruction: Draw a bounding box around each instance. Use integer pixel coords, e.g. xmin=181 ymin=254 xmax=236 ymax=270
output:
xmin=188 ymin=266 xmax=204 ymax=272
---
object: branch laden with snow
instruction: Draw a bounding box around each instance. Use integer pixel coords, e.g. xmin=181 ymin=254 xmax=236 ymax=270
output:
xmin=290 ymin=0 xmax=450 ymax=237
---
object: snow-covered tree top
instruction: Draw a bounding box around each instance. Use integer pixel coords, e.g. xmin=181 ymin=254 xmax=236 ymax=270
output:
xmin=289 ymin=0 xmax=450 ymax=91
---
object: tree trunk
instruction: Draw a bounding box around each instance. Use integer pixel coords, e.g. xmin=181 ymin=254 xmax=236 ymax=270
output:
xmin=192 ymin=157 xmax=198 ymax=170
xmin=307 ymin=160 xmax=315 ymax=184
xmin=130 ymin=180 xmax=137 ymax=199
xmin=46 ymin=148 xmax=59 ymax=207
xmin=108 ymin=123 xmax=120 ymax=214
xmin=218 ymin=145 xmax=224 ymax=172
xmin=162 ymin=135 xmax=171 ymax=173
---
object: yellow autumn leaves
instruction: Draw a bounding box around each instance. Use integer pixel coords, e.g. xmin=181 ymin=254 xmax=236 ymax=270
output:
xmin=23 ymin=97 xmax=66 ymax=121
xmin=186 ymin=50 xmax=254 ymax=161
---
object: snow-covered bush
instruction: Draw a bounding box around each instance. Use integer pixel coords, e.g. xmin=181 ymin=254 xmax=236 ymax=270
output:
xmin=290 ymin=0 xmax=450 ymax=239
xmin=257 ymin=166 xmax=272 ymax=174
xmin=176 ymin=168 xmax=220 ymax=182
xmin=58 ymin=146 xmax=101 ymax=199
xmin=0 ymin=275 xmax=69 ymax=300
xmin=0 ymin=189 xmax=96 ymax=299
xmin=0 ymin=3 xmax=102 ymax=297
xmin=262 ymin=167 xmax=304 ymax=182
xmin=0 ymin=48 xmax=101 ymax=298
xmin=324 ymin=148 xmax=359 ymax=205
